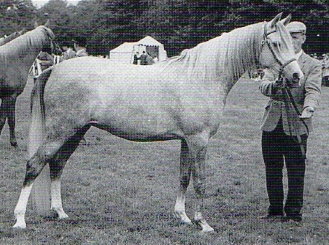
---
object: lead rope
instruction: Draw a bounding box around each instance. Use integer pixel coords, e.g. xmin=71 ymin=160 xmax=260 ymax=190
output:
xmin=280 ymin=83 xmax=309 ymax=159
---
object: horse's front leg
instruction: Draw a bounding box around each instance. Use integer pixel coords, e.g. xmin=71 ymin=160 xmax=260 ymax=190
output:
xmin=0 ymin=98 xmax=7 ymax=144
xmin=0 ymin=96 xmax=18 ymax=147
xmin=189 ymin=135 xmax=215 ymax=232
xmin=174 ymin=139 xmax=193 ymax=225
xmin=6 ymin=96 xmax=18 ymax=147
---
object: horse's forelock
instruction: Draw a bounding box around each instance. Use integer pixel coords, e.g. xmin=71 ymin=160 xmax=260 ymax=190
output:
xmin=275 ymin=22 xmax=293 ymax=50
xmin=37 ymin=26 xmax=55 ymax=40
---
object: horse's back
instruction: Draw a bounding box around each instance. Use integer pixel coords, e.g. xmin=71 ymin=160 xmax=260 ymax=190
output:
xmin=49 ymin=57 xmax=178 ymax=94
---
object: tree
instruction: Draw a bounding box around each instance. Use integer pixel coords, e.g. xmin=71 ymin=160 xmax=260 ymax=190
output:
xmin=0 ymin=0 xmax=36 ymax=36
xmin=25 ymin=0 xmax=329 ymax=56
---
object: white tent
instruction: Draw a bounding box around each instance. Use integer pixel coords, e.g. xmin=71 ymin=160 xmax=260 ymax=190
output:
xmin=108 ymin=42 xmax=136 ymax=64
xmin=109 ymin=36 xmax=167 ymax=64
xmin=136 ymin=36 xmax=167 ymax=62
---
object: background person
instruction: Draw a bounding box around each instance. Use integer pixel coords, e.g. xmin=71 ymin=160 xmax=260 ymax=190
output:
xmin=258 ymin=21 xmax=322 ymax=222
xmin=62 ymin=45 xmax=76 ymax=60
xmin=73 ymin=36 xmax=88 ymax=57
xmin=322 ymin=53 xmax=329 ymax=86
xmin=146 ymin=53 xmax=155 ymax=65
xmin=140 ymin=51 xmax=147 ymax=65
xmin=133 ymin=51 xmax=140 ymax=65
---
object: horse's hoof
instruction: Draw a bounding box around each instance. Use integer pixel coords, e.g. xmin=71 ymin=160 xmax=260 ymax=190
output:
xmin=174 ymin=211 xmax=192 ymax=225
xmin=51 ymin=207 xmax=69 ymax=220
xmin=13 ymin=222 xmax=26 ymax=229
xmin=194 ymin=219 xmax=215 ymax=233
xmin=58 ymin=213 xmax=69 ymax=220
xmin=10 ymin=142 xmax=18 ymax=147
xmin=201 ymin=226 xmax=215 ymax=233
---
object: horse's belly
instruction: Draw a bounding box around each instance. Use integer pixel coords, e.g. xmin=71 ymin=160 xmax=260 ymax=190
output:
xmin=94 ymin=113 xmax=181 ymax=141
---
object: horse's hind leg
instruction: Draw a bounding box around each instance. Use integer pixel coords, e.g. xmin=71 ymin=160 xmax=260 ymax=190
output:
xmin=13 ymin=125 xmax=90 ymax=228
xmin=49 ymin=125 xmax=90 ymax=219
xmin=174 ymin=139 xmax=193 ymax=225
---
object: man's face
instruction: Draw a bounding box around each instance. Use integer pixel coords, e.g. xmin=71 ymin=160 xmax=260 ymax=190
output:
xmin=290 ymin=32 xmax=306 ymax=54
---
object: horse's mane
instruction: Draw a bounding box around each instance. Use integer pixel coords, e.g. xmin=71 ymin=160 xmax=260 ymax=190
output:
xmin=0 ymin=31 xmax=21 ymax=46
xmin=164 ymin=22 xmax=264 ymax=84
xmin=0 ymin=26 xmax=54 ymax=62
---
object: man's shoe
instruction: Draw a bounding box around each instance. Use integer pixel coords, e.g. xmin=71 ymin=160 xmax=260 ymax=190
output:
xmin=258 ymin=213 xmax=283 ymax=221
xmin=282 ymin=214 xmax=302 ymax=222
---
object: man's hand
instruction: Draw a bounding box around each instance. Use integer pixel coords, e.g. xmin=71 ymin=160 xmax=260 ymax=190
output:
xmin=300 ymin=106 xmax=314 ymax=119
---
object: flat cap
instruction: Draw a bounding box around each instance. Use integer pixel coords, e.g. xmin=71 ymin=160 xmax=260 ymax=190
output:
xmin=286 ymin=21 xmax=306 ymax=34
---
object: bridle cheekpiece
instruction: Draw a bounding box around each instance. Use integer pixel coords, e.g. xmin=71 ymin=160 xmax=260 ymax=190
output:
xmin=261 ymin=22 xmax=297 ymax=79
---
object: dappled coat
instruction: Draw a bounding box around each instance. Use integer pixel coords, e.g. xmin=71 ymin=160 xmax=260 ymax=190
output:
xmin=259 ymin=51 xmax=322 ymax=136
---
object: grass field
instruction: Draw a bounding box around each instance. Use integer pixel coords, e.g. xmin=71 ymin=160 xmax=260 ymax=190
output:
xmin=1 ymin=76 xmax=329 ymax=244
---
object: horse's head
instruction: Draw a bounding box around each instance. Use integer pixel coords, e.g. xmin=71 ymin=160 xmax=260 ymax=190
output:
xmin=35 ymin=20 xmax=56 ymax=54
xmin=259 ymin=13 xmax=304 ymax=84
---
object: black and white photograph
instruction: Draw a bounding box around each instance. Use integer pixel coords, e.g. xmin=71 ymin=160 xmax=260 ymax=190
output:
xmin=0 ymin=0 xmax=329 ymax=244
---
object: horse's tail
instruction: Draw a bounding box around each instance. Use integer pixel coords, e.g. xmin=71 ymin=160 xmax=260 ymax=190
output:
xmin=29 ymin=68 xmax=52 ymax=158
xmin=29 ymin=68 xmax=52 ymax=215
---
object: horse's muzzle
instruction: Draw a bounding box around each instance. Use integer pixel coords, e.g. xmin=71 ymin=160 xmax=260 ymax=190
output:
xmin=293 ymin=72 xmax=301 ymax=81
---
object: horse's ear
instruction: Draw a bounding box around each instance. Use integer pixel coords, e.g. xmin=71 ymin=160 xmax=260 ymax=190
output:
xmin=268 ymin=13 xmax=283 ymax=28
xmin=34 ymin=21 xmax=39 ymax=28
xmin=280 ymin=14 xmax=291 ymax=26
xmin=44 ymin=20 xmax=50 ymax=27
xmin=19 ymin=29 xmax=26 ymax=35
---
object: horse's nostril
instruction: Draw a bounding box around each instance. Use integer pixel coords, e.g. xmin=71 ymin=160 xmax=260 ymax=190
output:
xmin=293 ymin=73 xmax=300 ymax=80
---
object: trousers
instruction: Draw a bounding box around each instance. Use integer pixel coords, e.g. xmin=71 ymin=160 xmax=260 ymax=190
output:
xmin=262 ymin=118 xmax=307 ymax=215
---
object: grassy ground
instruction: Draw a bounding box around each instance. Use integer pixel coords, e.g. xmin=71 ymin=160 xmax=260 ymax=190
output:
xmin=1 ymin=77 xmax=329 ymax=244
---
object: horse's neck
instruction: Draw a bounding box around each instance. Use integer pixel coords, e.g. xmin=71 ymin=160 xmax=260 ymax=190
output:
xmin=228 ymin=24 xmax=262 ymax=77
xmin=188 ymin=22 xmax=263 ymax=89
xmin=2 ymin=29 xmax=45 ymax=68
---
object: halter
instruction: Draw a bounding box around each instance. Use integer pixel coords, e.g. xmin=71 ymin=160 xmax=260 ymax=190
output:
xmin=261 ymin=22 xmax=297 ymax=79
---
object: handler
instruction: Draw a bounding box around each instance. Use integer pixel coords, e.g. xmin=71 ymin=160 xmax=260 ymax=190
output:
xmin=259 ymin=21 xmax=321 ymax=222
xmin=73 ymin=36 xmax=88 ymax=57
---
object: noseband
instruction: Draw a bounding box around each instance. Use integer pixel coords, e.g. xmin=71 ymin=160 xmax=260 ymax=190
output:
xmin=261 ymin=23 xmax=296 ymax=78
